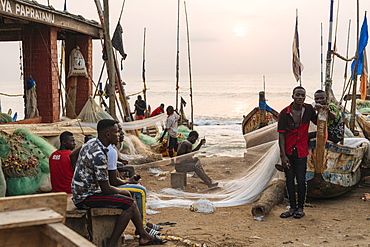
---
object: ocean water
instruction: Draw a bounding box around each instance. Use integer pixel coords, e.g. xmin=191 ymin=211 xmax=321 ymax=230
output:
xmin=0 ymin=72 xmax=348 ymax=157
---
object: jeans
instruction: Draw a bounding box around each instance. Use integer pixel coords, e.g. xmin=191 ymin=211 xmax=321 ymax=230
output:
xmin=284 ymin=149 xmax=307 ymax=209
xmin=117 ymin=184 xmax=147 ymax=226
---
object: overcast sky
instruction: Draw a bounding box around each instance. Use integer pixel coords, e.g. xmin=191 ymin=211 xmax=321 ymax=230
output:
xmin=0 ymin=0 xmax=368 ymax=82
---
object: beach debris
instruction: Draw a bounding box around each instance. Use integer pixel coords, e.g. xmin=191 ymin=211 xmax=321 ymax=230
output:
xmin=249 ymin=236 xmax=262 ymax=239
xmin=361 ymin=193 xmax=370 ymax=201
xmin=160 ymin=235 xmax=208 ymax=247
xmin=253 ymin=216 xmax=265 ymax=221
xmin=148 ymin=168 xmax=168 ymax=176
xmin=189 ymin=198 xmax=215 ymax=213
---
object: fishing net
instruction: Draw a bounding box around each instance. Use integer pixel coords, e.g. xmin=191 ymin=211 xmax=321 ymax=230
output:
xmin=147 ymin=123 xmax=284 ymax=209
xmin=0 ymin=113 xmax=13 ymax=123
xmin=0 ymin=159 xmax=5 ymax=197
xmin=356 ymin=99 xmax=370 ymax=113
xmin=77 ymin=96 xmax=114 ymax=123
xmin=0 ymin=129 xmax=56 ymax=195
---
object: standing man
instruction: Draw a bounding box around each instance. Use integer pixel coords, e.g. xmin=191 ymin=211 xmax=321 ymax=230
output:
xmin=176 ymin=131 xmax=218 ymax=188
xmin=49 ymin=131 xmax=76 ymax=194
xmin=159 ymin=105 xmax=180 ymax=159
xmin=309 ymin=89 xmax=344 ymax=143
xmin=277 ymin=86 xmax=317 ymax=219
xmin=150 ymin=103 xmax=165 ymax=117
xmin=134 ymin=95 xmax=147 ymax=120
xmin=71 ymin=119 xmax=165 ymax=246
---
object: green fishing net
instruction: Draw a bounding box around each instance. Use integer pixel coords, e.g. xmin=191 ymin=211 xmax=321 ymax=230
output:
xmin=0 ymin=129 xmax=56 ymax=195
xmin=356 ymin=99 xmax=370 ymax=113
xmin=0 ymin=113 xmax=13 ymax=123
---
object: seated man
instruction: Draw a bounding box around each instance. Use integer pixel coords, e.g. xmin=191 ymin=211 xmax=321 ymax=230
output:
xmin=150 ymin=103 xmax=165 ymax=117
xmin=49 ymin=131 xmax=76 ymax=193
xmin=71 ymin=119 xmax=165 ymax=246
xmin=176 ymin=131 xmax=218 ymax=188
xmin=309 ymin=90 xmax=344 ymax=143
xmin=70 ymin=134 xmax=94 ymax=170
xmin=108 ymin=122 xmax=162 ymax=235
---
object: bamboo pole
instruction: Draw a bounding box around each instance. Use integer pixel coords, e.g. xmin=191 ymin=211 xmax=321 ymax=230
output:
xmin=349 ymin=0 xmax=360 ymax=132
xmin=325 ymin=0 xmax=337 ymax=103
xmin=142 ymin=27 xmax=147 ymax=103
xmin=175 ymin=0 xmax=180 ymax=111
xmin=184 ymin=1 xmax=193 ymax=130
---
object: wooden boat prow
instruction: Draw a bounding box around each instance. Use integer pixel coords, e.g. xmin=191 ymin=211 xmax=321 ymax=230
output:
xmin=242 ymin=91 xmax=279 ymax=135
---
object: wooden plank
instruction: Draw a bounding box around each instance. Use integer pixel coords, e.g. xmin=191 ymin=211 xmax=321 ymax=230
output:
xmin=0 ymin=207 xmax=63 ymax=230
xmin=315 ymin=109 xmax=328 ymax=174
xmin=0 ymin=126 xmax=96 ymax=136
xmin=0 ymin=226 xmax=43 ymax=247
xmin=0 ymin=193 xmax=68 ymax=220
xmin=41 ymin=223 xmax=96 ymax=247
xmin=90 ymin=208 xmax=123 ymax=216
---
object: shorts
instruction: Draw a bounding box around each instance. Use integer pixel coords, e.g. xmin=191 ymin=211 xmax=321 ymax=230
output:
xmin=75 ymin=193 xmax=134 ymax=210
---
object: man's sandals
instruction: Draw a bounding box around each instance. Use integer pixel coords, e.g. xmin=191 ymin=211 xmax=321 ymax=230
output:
xmin=280 ymin=210 xmax=305 ymax=219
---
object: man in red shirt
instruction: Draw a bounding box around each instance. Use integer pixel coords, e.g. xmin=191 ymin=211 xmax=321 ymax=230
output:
xmin=150 ymin=103 xmax=165 ymax=117
xmin=277 ymin=86 xmax=317 ymax=219
xmin=49 ymin=131 xmax=76 ymax=193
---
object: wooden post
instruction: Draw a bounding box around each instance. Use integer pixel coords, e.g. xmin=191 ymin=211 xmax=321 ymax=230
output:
xmin=315 ymin=108 xmax=328 ymax=174
xmin=103 ymin=0 xmax=117 ymax=119
xmin=65 ymin=77 xmax=77 ymax=118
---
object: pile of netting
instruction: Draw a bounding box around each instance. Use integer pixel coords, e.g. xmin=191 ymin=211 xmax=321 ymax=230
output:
xmin=146 ymin=125 xmax=284 ymax=209
xmin=356 ymin=99 xmax=370 ymax=114
xmin=77 ymin=96 xmax=114 ymax=122
xmin=0 ymin=113 xmax=13 ymax=123
xmin=0 ymin=129 xmax=56 ymax=195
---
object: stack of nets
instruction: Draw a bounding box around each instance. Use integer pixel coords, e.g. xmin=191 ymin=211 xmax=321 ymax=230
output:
xmin=0 ymin=129 xmax=56 ymax=195
xmin=356 ymin=99 xmax=370 ymax=114
xmin=0 ymin=113 xmax=13 ymax=123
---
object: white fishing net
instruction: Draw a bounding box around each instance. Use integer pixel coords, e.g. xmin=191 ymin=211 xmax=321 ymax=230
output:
xmin=147 ymin=126 xmax=284 ymax=209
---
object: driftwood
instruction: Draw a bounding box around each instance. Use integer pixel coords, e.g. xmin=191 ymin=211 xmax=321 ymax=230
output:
xmin=251 ymin=179 xmax=285 ymax=216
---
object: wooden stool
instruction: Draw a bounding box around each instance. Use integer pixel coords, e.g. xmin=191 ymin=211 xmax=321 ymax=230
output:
xmin=171 ymin=170 xmax=187 ymax=189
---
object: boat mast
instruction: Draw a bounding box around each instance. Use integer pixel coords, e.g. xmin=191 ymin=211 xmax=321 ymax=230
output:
xmin=142 ymin=27 xmax=147 ymax=103
xmin=175 ymin=0 xmax=180 ymax=111
xmin=102 ymin=0 xmax=117 ymax=119
xmin=324 ymin=0 xmax=336 ymax=103
xmin=349 ymin=0 xmax=361 ymax=132
xmin=321 ymin=23 xmax=323 ymax=89
xmin=184 ymin=1 xmax=193 ymax=130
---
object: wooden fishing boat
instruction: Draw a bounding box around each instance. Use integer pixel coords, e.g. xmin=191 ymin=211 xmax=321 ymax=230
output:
xmin=306 ymin=110 xmax=369 ymax=198
xmin=242 ymin=91 xmax=279 ymax=135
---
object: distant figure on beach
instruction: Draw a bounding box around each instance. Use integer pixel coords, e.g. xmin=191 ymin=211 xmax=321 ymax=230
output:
xmin=277 ymin=86 xmax=317 ymax=219
xmin=308 ymin=89 xmax=344 ymax=143
xmin=150 ymin=103 xmax=165 ymax=117
xmin=134 ymin=95 xmax=147 ymax=120
xmin=49 ymin=131 xmax=76 ymax=194
xmin=71 ymin=119 xmax=165 ymax=246
xmin=176 ymin=131 xmax=218 ymax=188
xmin=159 ymin=105 xmax=180 ymax=159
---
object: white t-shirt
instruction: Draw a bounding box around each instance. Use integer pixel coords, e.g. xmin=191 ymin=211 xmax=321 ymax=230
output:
xmin=166 ymin=112 xmax=180 ymax=138
xmin=107 ymin=144 xmax=118 ymax=171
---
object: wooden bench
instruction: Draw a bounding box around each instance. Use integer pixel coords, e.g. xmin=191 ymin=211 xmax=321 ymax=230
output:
xmin=66 ymin=198 xmax=124 ymax=247
xmin=0 ymin=193 xmax=95 ymax=247
xmin=170 ymin=170 xmax=187 ymax=189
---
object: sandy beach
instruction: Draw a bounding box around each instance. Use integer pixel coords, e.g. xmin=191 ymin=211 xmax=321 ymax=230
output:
xmin=121 ymin=156 xmax=370 ymax=247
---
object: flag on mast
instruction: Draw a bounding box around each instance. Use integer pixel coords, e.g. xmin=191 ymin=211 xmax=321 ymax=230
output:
xmin=352 ymin=15 xmax=368 ymax=84
xmin=292 ymin=11 xmax=304 ymax=84
xmin=360 ymin=49 xmax=368 ymax=100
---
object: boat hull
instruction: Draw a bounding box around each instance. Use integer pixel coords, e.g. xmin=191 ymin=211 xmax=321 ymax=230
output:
xmin=306 ymin=140 xmax=367 ymax=198
xmin=242 ymin=107 xmax=278 ymax=135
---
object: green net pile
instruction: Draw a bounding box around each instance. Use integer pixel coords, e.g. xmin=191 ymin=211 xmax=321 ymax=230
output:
xmin=0 ymin=113 xmax=13 ymax=123
xmin=0 ymin=129 xmax=56 ymax=195
xmin=356 ymin=99 xmax=370 ymax=114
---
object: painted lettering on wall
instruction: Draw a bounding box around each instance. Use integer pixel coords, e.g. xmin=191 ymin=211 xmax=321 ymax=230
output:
xmin=0 ymin=0 xmax=55 ymax=24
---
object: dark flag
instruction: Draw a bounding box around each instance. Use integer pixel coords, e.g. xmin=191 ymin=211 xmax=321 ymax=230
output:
xmin=292 ymin=13 xmax=304 ymax=83
xmin=112 ymin=22 xmax=127 ymax=60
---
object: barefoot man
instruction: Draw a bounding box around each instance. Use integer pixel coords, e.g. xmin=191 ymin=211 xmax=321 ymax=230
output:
xmin=176 ymin=130 xmax=218 ymax=188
